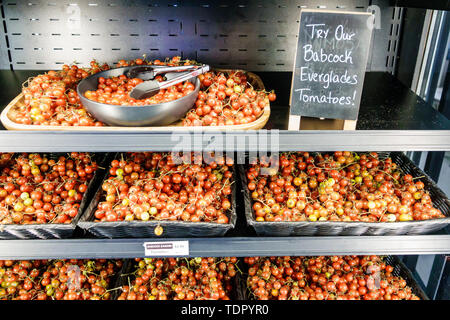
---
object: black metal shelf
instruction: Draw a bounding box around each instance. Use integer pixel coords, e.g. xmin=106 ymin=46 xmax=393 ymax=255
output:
xmin=0 ymin=190 xmax=448 ymax=259
xmin=0 ymin=72 xmax=449 ymax=151
xmin=0 ymin=70 xmax=449 ymax=260
xmin=0 ymin=1 xmax=446 ymax=298
xmin=0 ymin=235 xmax=448 ymax=259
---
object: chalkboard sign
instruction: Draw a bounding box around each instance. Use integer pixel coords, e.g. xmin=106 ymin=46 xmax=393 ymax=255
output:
xmin=290 ymin=9 xmax=373 ymax=121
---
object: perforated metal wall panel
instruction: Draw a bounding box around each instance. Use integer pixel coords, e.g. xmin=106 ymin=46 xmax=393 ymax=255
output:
xmin=0 ymin=0 xmax=398 ymax=72
xmin=368 ymin=0 xmax=403 ymax=73
xmin=0 ymin=4 xmax=11 ymax=69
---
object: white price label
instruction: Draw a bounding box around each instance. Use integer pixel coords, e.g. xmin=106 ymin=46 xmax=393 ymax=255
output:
xmin=143 ymin=241 xmax=189 ymax=257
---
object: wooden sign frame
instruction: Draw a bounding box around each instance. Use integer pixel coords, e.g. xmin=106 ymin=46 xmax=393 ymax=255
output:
xmin=288 ymin=9 xmax=373 ymax=131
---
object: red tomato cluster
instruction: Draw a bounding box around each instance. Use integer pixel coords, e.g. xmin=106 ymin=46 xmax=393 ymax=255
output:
xmin=84 ymin=55 xmax=197 ymax=106
xmin=246 ymin=152 xmax=444 ymax=222
xmin=84 ymin=75 xmax=195 ymax=106
xmin=0 ymin=259 xmax=123 ymax=300
xmin=16 ymin=61 xmax=109 ymax=126
xmin=0 ymin=152 xmax=98 ymax=224
xmin=94 ymin=152 xmax=234 ymax=226
xmin=245 ymin=255 xmax=420 ymax=300
xmin=182 ymin=71 xmax=276 ymax=126
xmin=13 ymin=56 xmax=275 ymax=127
xmin=117 ymin=257 xmax=238 ymax=300
xmin=115 ymin=56 xmax=187 ymax=68
xmin=0 ymin=153 xmax=13 ymax=168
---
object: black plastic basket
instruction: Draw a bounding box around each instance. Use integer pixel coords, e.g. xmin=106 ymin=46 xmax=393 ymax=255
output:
xmin=110 ymin=259 xmax=132 ymax=300
xmin=0 ymin=153 xmax=109 ymax=240
xmin=385 ymin=256 xmax=429 ymax=300
xmin=78 ymin=159 xmax=237 ymax=239
xmin=240 ymin=152 xmax=450 ymax=236
xmin=239 ymin=255 xmax=429 ymax=300
xmin=112 ymin=258 xmax=245 ymax=300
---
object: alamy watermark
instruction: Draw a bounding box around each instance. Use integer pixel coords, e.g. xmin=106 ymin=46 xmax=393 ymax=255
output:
xmin=170 ymin=129 xmax=280 ymax=175
xmin=67 ymin=264 xmax=81 ymax=291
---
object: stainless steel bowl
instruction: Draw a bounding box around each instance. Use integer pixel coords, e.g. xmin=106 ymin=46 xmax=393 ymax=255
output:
xmin=77 ymin=66 xmax=200 ymax=126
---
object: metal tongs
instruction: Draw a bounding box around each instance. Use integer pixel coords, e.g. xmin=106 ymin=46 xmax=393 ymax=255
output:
xmin=128 ymin=64 xmax=210 ymax=100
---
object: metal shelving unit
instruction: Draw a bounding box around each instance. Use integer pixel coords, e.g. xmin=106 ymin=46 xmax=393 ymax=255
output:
xmin=1 ymin=130 xmax=450 ymax=152
xmin=0 ymin=72 xmax=449 ymax=152
xmin=0 ymin=0 xmax=449 ymax=299
xmin=0 ymin=235 xmax=449 ymax=260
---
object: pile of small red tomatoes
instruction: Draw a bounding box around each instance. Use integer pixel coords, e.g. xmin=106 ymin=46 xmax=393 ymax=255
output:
xmin=118 ymin=257 xmax=238 ymax=300
xmin=94 ymin=152 xmax=233 ymax=226
xmin=0 ymin=152 xmax=98 ymax=224
xmin=17 ymin=61 xmax=108 ymax=126
xmin=245 ymin=255 xmax=420 ymax=300
xmin=84 ymin=60 xmax=195 ymax=106
xmin=182 ymin=71 xmax=276 ymax=126
xmin=246 ymin=152 xmax=444 ymax=222
xmin=16 ymin=56 xmax=275 ymax=127
xmin=85 ymin=57 xmax=276 ymax=126
xmin=84 ymin=56 xmax=194 ymax=106
xmin=0 ymin=259 xmax=123 ymax=300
